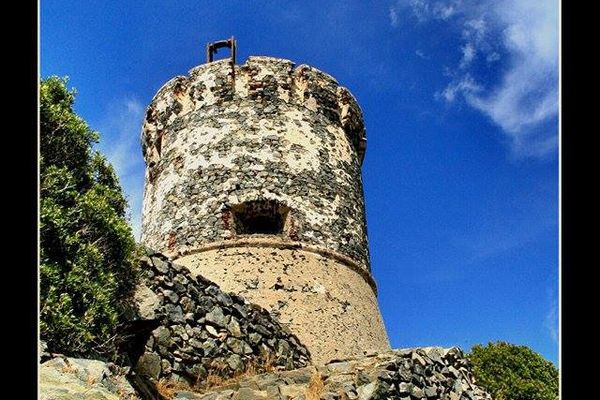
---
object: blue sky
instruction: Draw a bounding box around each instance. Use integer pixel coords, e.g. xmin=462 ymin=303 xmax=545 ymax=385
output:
xmin=41 ymin=0 xmax=559 ymax=364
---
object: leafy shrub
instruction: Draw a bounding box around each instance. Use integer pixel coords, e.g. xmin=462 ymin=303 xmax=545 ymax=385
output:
xmin=40 ymin=76 xmax=138 ymax=359
xmin=468 ymin=341 xmax=559 ymax=400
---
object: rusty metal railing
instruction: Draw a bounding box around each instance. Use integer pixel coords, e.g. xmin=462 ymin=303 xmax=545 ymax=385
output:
xmin=206 ymin=36 xmax=236 ymax=64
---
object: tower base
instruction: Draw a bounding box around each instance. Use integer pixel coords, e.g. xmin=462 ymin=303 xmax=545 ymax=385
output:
xmin=175 ymin=237 xmax=390 ymax=365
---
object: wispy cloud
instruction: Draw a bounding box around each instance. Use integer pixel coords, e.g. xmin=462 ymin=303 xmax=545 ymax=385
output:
xmin=459 ymin=217 xmax=552 ymax=263
xmin=459 ymin=43 xmax=476 ymax=68
xmin=437 ymin=74 xmax=481 ymax=103
xmin=415 ymin=49 xmax=429 ymax=59
xmin=95 ymin=97 xmax=145 ymax=240
xmin=390 ymin=0 xmax=558 ymax=158
xmin=390 ymin=0 xmax=459 ymax=24
xmin=449 ymin=182 xmax=557 ymax=264
xmin=432 ymin=0 xmax=458 ymax=20
xmin=544 ymin=286 xmax=558 ymax=343
xmin=389 ymin=7 xmax=400 ymax=27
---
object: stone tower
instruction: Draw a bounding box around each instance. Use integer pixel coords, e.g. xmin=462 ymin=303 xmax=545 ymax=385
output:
xmin=140 ymin=47 xmax=390 ymax=364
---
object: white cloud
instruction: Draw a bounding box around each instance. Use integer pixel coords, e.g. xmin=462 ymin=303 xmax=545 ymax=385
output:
xmin=391 ymin=0 xmax=558 ymax=158
xmin=432 ymin=1 xmax=457 ymax=20
xmin=390 ymin=0 xmax=459 ymax=23
xmin=389 ymin=7 xmax=399 ymax=27
xmin=459 ymin=43 xmax=476 ymax=68
xmin=95 ymin=97 xmax=145 ymax=240
xmin=437 ymin=74 xmax=481 ymax=102
xmin=465 ymin=62 xmax=558 ymax=132
xmin=409 ymin=0 xmax=431 ymax=22
xmin=462 ymin=17 xmax=486 ymax=43
xmin=466 ymin=0 xmax=558 ymax=157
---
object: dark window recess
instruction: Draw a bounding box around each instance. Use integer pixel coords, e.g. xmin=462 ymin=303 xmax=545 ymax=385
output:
xmin=232 ymin=200 xmax=289 ymax=235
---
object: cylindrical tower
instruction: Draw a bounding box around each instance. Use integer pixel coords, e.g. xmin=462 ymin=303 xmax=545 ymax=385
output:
xmin=141 ymin=55 xmax=389 ymax=364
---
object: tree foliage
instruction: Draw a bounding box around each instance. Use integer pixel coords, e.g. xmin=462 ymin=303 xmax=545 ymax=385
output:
xmin=40 ymin=76 xmax=138 ymax=359
xmin=468 ymin=341 xmax=559 ymax=400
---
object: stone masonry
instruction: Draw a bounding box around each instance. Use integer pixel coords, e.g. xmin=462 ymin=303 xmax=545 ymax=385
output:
xmin=140 ymin=56 xmax=389 ymax=364
xmin=173 ymin=347 xmax=493 ymax=400
xmin=128 ymin=249 xmax=310 ymax=386
xmin=141 ymin=56 xmax=368 ymax=266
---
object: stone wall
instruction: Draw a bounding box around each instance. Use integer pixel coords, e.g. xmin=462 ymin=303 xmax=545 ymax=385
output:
xmin=172 ymin=347 xmax=493 ymax=400
xmin=140 ymin=56 xmax=370 ymax=270
xmin=129 ymin=249 xmax=310 ymax=385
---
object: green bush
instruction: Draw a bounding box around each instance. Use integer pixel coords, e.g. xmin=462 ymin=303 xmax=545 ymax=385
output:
xmin=40 ymin=76 xmax=138 ymax=359
xmin=468 ymin=341 xmax=559 ymax=400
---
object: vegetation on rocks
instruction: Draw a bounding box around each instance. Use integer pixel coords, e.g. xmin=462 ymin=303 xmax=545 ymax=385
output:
xmin=40 ymin=76 xmax=138 ymax=359
xmin=468 ymin=341 xmax=559 ymax=400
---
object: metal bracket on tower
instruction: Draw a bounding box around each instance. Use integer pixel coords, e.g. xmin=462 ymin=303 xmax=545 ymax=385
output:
xmin=206 ymin=36 xmax=237 ymax=64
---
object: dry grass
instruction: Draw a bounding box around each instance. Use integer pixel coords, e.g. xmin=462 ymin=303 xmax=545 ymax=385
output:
xmin=305 ymin=371 xmax=325 ymax=400
xmin=155 ymin=352 xmax=284 ymax=398
xmin=60 ymin=359 xmax=77 ymax=375
xmin=155 ymin=378 xmax=191 ymax=400
xmin=194 ymin=352 xmax=280 ymax=394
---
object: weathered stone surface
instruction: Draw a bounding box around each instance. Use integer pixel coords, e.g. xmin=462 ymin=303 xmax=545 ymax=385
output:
xmin=165 ymin=303 xmax=185 ymax=323
xmin=176 ymin=348 xmax=492 ymax=400
xmin=227 ymin=354 xmax=245 ymax=372
xmin=40 ymin=340 xmax=51 ymax=362
xmin=279 ymin=383 xmax=306 ymax=398
xmin=141 ymin=58 xmax=369 ymax=267
xmin=152 ymin=257 xmax=169 ymax=274
xmin=39 ymin=357 xmax=139 ymax=399
xmin=411 ymin=384 xmax=426 ymax=398
xmin=206 ymin=306 xmax=228 ymax=327
xmin=356 ymin=381 xmax=378 ymax=399
xmin=424 ymin=386 xmax=438 ymax=397
xmin=232 ymin=387 xmax=269 ymax=400
xmin=136 ymin=352 xmax=162 ymax=379
xmin=206 ymin=324 xmax=220 ymax=337
xmin=133 ymin=283 xmax=161 ymax=319
xmin=227 ymin=318 xmax=242 ymax=337
xmin=226 ymin=337 xmax=253 ymax=355
xmin=164 ymin=289 xmax=180 ymax=303
xmin=153 ymin=325 xmax=171 ymax=345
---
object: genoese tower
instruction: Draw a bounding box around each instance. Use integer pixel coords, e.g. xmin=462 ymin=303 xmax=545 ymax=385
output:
xmin=140 ymin=38 xmax=390 ymax=364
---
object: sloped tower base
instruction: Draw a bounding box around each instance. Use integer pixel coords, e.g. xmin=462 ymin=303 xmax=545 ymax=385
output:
xmin=177 ymin=237 xmax=389 ymax=365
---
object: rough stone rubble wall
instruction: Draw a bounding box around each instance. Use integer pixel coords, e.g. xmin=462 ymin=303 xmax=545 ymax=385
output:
xmin=173 ymin=347 xmax=493 ymax=400
xmin=140 ymin=56 xmax=371 ymax=270
xmin=130 ymin=249 xmax=310 ymax=385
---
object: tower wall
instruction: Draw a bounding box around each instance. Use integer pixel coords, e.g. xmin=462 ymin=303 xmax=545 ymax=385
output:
xmin=140 ymin=56 xmax=389 ymax=363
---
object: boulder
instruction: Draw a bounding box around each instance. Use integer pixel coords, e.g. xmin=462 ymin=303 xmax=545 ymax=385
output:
xmin=39 ymin=356 xmax=139 ymax=400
